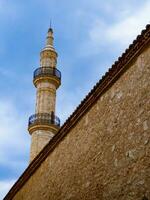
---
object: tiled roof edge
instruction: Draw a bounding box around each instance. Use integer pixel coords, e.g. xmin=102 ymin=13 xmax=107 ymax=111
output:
xmin=4 ymin=24 xmax=150 ymax=200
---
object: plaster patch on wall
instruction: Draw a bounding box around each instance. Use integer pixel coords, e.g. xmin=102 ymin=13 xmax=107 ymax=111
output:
xmin=143 ymin=120 xmax=149 ymax=131
xmin=111 ymin=145 xmax=115 ymax=152
xmin=116 ymin=91 xmax=123 ymax=99
xmin=128 ymin=132 xmax=134 ymax=140
xmin=144 ymin=138 xmax=149 ymax=145
xmin=137 ymin=180 xmax=145 ymax=185
xmin=136 ymin=118 xmax=141 ymax=125
xmin=126 ymin=149 xmax=136 ymax=160
xmin=137 ymin=54 xmax=145 ymax=70
xmin=138 ymin=108 xmax=144 ymax=116
xmin=84 ymin=181 xmax=90 ymax=188
xmin=85 ymin=115 xmax=88 ymax=125
xmin=114 ymin=159 xmax=118 ymax=167
xmin=111 ymin=90 xmax=115 ymax=99
xmin=96 ymin=104 xmax=99 ymax=110
xmin=100 ymin=96 xmax=104 ymax=101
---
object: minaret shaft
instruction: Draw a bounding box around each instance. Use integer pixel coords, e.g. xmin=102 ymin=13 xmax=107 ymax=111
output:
xmin=35 ymin=82 xmax=56 ymax=113
xmin=28 ymin=28 xmax=61 ymax=162
xmin=40 ymin=57 xmax=56 ymax=68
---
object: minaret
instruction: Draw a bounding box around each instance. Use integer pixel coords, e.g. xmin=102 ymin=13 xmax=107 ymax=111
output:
xmin=28 ymin=27 xmax=61 ymax=162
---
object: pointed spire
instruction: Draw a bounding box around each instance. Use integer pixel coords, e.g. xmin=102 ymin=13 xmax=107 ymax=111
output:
xmin=46 ymin=22 xmax=54 ymax=46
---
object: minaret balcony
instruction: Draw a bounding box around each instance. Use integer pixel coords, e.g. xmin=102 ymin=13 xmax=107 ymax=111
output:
xmin=33 ymin=67 xmax=61 ymax=88
xmin=28 ymin=112 xmax=60 ymax=134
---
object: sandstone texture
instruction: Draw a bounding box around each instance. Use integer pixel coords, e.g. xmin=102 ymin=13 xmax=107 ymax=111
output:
xmin=13 ymin=46 xmax=150 ymax=200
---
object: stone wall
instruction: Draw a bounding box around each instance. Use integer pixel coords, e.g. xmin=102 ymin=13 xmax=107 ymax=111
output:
xmin=13 ymin=46 xmax=150 ymax=200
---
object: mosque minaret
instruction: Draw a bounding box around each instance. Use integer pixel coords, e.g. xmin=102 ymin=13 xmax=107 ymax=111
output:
xmin=28 ymin=27 xmax=61 ymax=162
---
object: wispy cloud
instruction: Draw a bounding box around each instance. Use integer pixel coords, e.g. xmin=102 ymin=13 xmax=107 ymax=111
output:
xmin=89 ymin=1 xmax=150 ymax=50
xmin=0 ymin=100 xmax=29 ymax=153
xmin=0 ymin=100 xmax=29 ymax=197
xmin=57 ymin=1 xmax=150 ymax=122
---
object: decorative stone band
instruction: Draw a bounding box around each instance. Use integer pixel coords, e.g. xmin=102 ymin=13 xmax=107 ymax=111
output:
xmin=33 ymin=67 xmax=61 ymax=88
xmin=37 ymin=87 xmax=56 ymax=94
xmin=28 ymin=112 xmax=60 ymax=134
xmin=40 ymin=49 xmax=58 ymax=59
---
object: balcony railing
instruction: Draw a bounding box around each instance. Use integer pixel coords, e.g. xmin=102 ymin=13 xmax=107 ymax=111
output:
xmin=33 ymin=67 xmax=61 ymax=80
xmin=28 ymin=112 xmax=60 ymax=127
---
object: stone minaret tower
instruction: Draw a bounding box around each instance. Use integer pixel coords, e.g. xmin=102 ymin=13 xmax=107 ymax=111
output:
xmin=28 ymin=27 xmax=61 ymax=162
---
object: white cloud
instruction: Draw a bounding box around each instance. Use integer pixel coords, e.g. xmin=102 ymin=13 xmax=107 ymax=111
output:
xmin=0 ymin=180 xmax=16 ymax=200
xmin=0 ymin=100 xmax=29 ymax=154
xmin=89 ymin=1 xmax=150 ymax=49
xmin=0 ymin=100 xmax=29 ymax=163
xmin=0 ymin=100 xmax=29 ymax=198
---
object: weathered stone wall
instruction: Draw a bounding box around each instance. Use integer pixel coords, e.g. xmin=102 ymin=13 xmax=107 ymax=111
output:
xmin=13 ymin=46 xmax=150 ymax=200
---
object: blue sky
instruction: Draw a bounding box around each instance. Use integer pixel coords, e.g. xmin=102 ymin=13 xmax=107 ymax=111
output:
xmin=0 ymin=0 xmax=150 ymax=198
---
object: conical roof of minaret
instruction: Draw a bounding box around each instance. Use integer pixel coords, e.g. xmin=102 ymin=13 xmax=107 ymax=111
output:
xmin=40 ymin=26 xmax=57 ymax=58
xmin=46 ymin=26 xmax=54 ymax=47
xmin=41 ymin=26 xmax=56 ymax=53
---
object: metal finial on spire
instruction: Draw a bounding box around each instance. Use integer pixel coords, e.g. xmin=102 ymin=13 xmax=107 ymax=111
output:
xmin=48 ymin=19 xmax=53 ymax=33
xmin=50 ymin=19 xmax=52 ymax=29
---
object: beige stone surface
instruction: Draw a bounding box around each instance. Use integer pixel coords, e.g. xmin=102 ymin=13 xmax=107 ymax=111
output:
xmin=35 ymin=82 xmax=56 ymax=113
xmin=30 ymin=130 xmax=54 ymax=161
xmin=14 ymin=46 xmax=150 ymax=199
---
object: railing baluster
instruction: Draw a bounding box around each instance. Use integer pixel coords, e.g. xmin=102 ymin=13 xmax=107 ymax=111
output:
xmin=33 ymin=67 xmax=61 ymax=80
xmin=28 ymin=112 xmax=60 ymax=127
